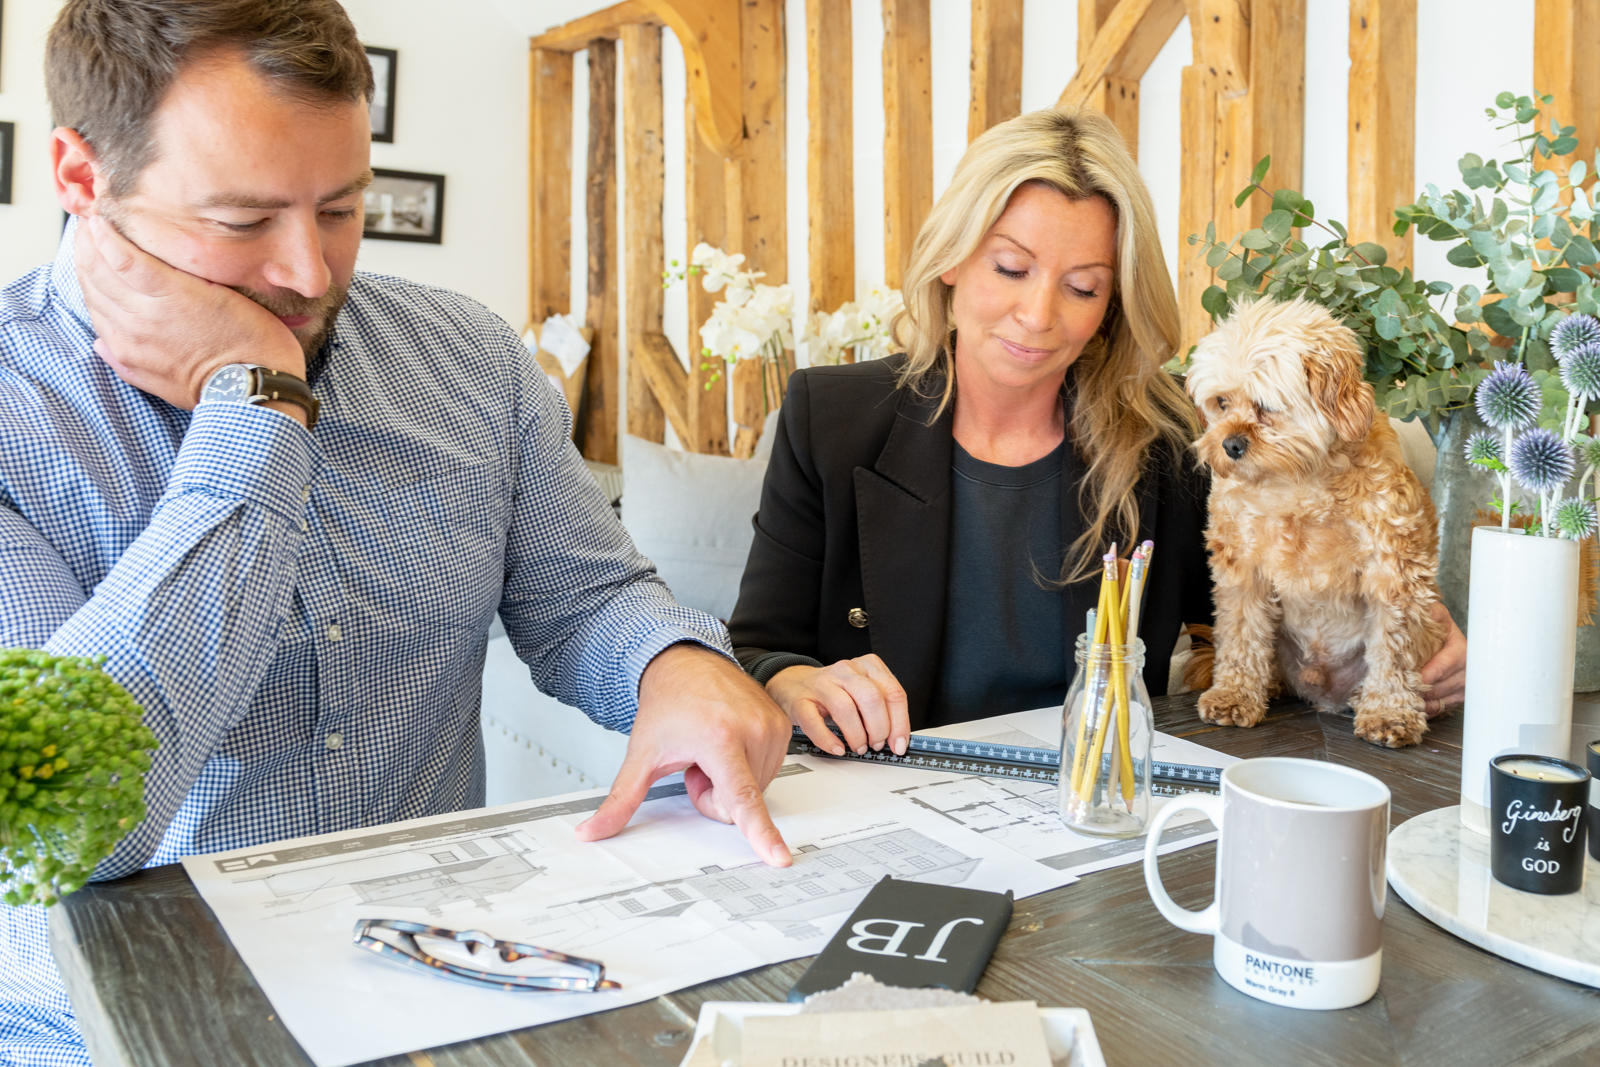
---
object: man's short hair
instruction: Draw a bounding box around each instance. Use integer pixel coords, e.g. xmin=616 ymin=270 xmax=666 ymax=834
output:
xmin=47 ymin=0 xmax=374 ymax=196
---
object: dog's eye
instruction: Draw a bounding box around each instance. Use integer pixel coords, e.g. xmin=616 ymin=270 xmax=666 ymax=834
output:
xmin=1216 ymin=397 xmax=1229 ymax=412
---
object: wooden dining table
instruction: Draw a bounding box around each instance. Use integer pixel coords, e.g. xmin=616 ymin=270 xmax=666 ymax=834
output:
xmin=48 ymin=692 xmax=1600 ymax=1067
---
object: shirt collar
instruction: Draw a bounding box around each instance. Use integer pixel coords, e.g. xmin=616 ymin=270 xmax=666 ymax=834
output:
xmin=50 ymin=215 xmax=94 ymax=335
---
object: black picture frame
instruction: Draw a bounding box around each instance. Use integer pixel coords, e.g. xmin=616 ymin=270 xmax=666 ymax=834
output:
xmin=365 ymin=46 xmax=397 ymax=144
xmin=363 ymin=168 xmax=444 ymax=244
xmin=0 ymin=122 xmax=14 ymax=206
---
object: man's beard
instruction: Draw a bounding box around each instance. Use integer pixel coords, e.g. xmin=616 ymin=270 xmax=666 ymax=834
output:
xmin=233 ymin=282 xmax=348 ymax=358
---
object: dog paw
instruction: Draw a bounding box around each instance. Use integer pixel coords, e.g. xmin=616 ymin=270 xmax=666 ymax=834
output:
xmin=1198 ymin=687 xmax=1267 ymax=728
xmin=1352 ymin=696 xmax=1427 ymax=748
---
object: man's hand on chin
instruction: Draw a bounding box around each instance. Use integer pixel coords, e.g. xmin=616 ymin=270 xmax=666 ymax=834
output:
xmin=575 ymin=643 xmax=794 ymax=867
xmin=75 ymin=214 xmax=307 ymax=415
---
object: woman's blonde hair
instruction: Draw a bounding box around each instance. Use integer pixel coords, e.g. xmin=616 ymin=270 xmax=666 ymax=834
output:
xmin=893 ymin=106 xmax=1198 ymax=581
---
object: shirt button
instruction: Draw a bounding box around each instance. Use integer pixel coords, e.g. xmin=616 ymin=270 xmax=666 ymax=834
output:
xmin=325 ymin=732 xmax=344 ymax=750
xmin=847 ymin=608 xmax=869 ymax=628
xmin=327 ymin=623 xmax=342 ymax=641
xmin=301 ymin=486 xmax=311 ymax=502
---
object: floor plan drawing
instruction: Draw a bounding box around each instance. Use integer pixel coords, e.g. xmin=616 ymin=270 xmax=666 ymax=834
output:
xmin=529 ymin=828 xmax=979 ymax=942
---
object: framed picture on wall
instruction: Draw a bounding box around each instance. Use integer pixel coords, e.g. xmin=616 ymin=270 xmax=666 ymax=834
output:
xmin=363 ymin=168 xmax=444 ymax=244
xmin=365 ymin=46 xmax=397 ymax=143
xmin=0 ymin=122 xmax=14 ymax=206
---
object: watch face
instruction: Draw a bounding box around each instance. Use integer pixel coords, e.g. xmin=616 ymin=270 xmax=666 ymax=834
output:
xmin=201 ymin=365 xmax=253 ymax=405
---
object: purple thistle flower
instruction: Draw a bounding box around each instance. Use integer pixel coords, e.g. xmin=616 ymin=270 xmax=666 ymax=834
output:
xmin=1464 ymin=430 xmax=1504 ymax=466
xmin=1509 ymin=428 xmax=1576 ymax=493
xmin=1551 ymin=314 xmax=1600 ymax=361
xmin=1560 ymin=342 xmax=1600 ymax=401
xmin=1554 ymin=497 xmax=1599 ymax=540
xmin=1475 ymin=361 xmax=1541 ymax=430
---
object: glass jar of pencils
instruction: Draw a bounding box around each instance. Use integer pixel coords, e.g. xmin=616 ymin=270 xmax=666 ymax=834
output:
xmin=1059 ymin=635 xmax=1153 ymax=837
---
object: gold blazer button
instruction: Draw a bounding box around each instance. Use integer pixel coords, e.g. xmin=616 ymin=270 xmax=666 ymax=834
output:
xmin=847 ymin=608 xmax=869 ymax=628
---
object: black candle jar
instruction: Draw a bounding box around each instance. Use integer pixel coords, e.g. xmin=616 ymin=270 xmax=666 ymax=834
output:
xmin=1490 ymin=754 xmax=1590 ymax=895
xmin=1587 ymin=740 xmax=1600 ymax=862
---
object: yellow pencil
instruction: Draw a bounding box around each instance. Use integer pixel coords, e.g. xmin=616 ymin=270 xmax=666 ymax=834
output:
xmin=1079 ymin=552 xmax=1122 ymax=803
xmin=1069 ymin=577 xmax=1113 ymax=795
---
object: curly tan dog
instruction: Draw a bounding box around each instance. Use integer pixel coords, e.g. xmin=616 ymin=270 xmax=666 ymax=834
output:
xmin=1186 ymin=297 xmax=1445 ymax=748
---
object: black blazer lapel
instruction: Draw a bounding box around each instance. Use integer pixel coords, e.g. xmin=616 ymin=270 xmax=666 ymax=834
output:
xmin=854 ymin=388 xmax=953 ymax=727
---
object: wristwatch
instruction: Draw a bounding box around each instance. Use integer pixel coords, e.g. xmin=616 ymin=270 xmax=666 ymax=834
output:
xmin=199 ymin=364 xmax=320 ymax=431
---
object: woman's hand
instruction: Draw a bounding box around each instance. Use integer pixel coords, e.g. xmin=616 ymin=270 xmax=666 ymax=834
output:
xmin=1420 ymin=601 xmax=1467 ymax=718
xmin=767 ymin=656 xmax=910 ymax=757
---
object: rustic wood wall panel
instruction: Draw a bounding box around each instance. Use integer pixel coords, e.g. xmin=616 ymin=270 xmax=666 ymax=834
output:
xmin=1535 ymin=0 xmax=1600 ymax=205
xmin=1177 ymin=62 xmax=1219 ymax=355
xmin=582 ymin=39 xmax=620 ymax=465
xmin=1212 ymin=0 xmax=1305 ymax=242
xmin=882 ymin=0 xmax=933 ymax=289
xmin=968 ymin=0 xmax=1024 ymax=142
xmin=729 ymin=0 xmax=788 ymax=458
xmin=529 ymin=48 xmax=573 ymax=324
xmin=622 ymin=24 xmax=668 ymax=444
xmin=1348 ymin=0 xmax=1416 ymax=270
xmin=685 ymin=92 xmax=731 ymax=456
xmin=808 ymin=0 xmax=855 ymax=320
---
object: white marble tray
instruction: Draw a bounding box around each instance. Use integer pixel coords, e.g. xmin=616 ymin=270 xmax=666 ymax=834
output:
xmin=1387 ymin=806 xmax=1600 ymax=988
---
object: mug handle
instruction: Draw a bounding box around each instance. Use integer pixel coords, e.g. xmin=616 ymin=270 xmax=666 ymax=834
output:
xmin=1142 ymin=793 xmax=1224 ymax=935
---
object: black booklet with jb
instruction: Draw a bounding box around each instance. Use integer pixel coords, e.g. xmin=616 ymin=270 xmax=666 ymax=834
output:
xmin=788 ymin=876 xmax=1014 ymax=1001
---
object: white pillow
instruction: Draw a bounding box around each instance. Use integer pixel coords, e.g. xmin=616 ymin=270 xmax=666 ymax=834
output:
xmin=621 ymin=434 xmax=769 ymax=620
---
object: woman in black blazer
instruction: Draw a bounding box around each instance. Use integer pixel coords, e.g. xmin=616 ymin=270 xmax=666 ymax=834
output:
xmin=729 ymin=107 xmax=1209 ymax=756
xmin=730 ymin=107 xmax=1465 ymax=758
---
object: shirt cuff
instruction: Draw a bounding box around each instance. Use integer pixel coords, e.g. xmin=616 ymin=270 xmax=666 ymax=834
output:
xmin=743 ymin=651 xmax=824 ymax=686
xmin=163 ymin=402 xmax=315 ymax=522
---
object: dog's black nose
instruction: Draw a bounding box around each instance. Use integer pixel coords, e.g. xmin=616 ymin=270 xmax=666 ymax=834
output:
xmin=1223 ymin=435 xmax=1249 ymax=460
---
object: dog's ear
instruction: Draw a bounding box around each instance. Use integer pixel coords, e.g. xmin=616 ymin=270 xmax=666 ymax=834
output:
xmin=1303 ymin=327 xmax=1373 ymax=442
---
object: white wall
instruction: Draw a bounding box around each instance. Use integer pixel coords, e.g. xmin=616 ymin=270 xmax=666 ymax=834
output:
xmin=0 ymin=0 xmax=66 ymax=284
xmin=0 ymin=0 xmax=530 ymax=330
xmin=340 ymin=0 xmax=530 ymax=329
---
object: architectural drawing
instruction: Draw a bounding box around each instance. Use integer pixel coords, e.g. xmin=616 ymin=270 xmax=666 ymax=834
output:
xmin=242 ymin=830 xmax=545 ymax=914
xmin=548 ymin=828 xmax=979 ymax=940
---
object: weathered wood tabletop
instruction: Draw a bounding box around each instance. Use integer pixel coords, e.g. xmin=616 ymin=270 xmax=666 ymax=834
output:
xmin=49 ymin=694 xmax=1600 ymax=1067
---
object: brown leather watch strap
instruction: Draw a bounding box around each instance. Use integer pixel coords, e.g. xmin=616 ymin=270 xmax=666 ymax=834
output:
xmin=251 ymin=367 xmax=321 ymax=431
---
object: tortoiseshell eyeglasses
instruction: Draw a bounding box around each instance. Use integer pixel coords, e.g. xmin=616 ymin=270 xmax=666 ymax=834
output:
xmin=352 ymin=918 xmax=621 ymax=992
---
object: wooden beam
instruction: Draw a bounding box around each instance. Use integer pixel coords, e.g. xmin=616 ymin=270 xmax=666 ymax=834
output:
xmin=808 ymin=0 xmax=855 ymax=315
xmin=1535 ymin=0 xmax=1600 ymax=207
xmin=1212 ymin=0 xmax=1305 ymax=241
xmin=969 ymin=0 xmax=1024 ymax=142
xmin=883 ymin=0 xmax=933 ymax=289
xmin=1074 ymin=0 xmax=1140 ymax=155
xmin=533 ymin=0 xmax=745 ymax=155
xmin=529 ymin=0 xmax=657 ymax=51
xmin=1078 ymin=0 xmax=1119 ymax=64
xmin=581 ymin=39 xmax=620 ymax=465
xmin=633 ymin=331 xmax=692 ymax=444
xmin=1059 ymin=0 xmax=1186 ymax=108
xmin=1348 ymin=0 xmax=1415 ymax=270
xmin=529 ymin=48 xmax=573 ymax=324
xmin=1177 ymin=62 xmax=1218 ymax=355
xmin=1194 ymin=0 xmax=1249 ymax=98
xmin=728 ymin=0 xmax=787 ymax=453
xmin=685 ymin=91 xmax=730 ymax=456
xmin=622 ymin=24 xmax=667 ymax=444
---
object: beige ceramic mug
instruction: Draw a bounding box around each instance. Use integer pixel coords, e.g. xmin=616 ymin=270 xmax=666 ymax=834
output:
xmin=1142 ymin=757 xmax=1390 ymax=1010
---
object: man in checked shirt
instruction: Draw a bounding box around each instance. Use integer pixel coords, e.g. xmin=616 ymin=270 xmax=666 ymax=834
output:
xmin=0 ymin=2 xmax=796 ymax=1062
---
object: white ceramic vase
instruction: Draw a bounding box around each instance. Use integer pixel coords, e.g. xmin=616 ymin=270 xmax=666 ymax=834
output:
xmin=1458 ymin=526 xmax=1580 ymax=834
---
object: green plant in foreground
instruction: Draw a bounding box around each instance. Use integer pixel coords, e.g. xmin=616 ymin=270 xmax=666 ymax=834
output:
xmin=0 ymin=650 xmax=157 ymax=906
xmin=1179 ymin=157 xmax=1490 ymax=436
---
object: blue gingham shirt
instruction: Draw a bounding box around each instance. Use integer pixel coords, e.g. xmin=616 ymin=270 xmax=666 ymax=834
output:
xmin=0 ymin=222 xmax=728 ymax=1065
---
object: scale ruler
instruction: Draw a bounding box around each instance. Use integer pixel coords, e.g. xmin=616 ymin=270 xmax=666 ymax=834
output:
xmin=787 ymin=729 xmax=1222 ymax=792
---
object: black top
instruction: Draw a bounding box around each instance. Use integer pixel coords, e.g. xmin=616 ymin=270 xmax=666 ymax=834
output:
xmin=729 ymin=356 xmax=1214 ymax=730
xmin=931 ymin=441 xmax=1070 ymax=725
